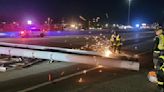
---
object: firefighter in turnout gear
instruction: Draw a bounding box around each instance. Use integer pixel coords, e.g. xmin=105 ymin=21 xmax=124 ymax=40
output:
xmin=116 ymin=34 xmax=122 ymax=54
xmin=154 ymin=29 xmax=164 ymax=70
xmin=156 ymin=55 xmax=164 ymax=92
xmin=110 ymin=32 xmax=117 ymax=53
xmin=153 ymin=29 xmax=164 ymax=92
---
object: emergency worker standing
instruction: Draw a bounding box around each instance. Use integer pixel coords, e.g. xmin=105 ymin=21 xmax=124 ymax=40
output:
xmin=153 ymin=29 xmax=164 ymax=92
xmin=154 ymin=29 xmax=164 ymax=69
xmin=110 ymin=32 xmax=117 ymax=53
xmin=116 ymin=34 xmax=122 ymax=54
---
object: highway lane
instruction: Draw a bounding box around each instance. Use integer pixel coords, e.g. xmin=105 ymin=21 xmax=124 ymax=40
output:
xmin=0 ymin=31 xmax=156 ymax=92
xmin=31 ymin=69 xmax=155 ymax=92
xmin=0 ymin=30 xmax=154 ymax=38
xmin=0 ymin=40 xmax=154 ymax=92
xmin=0 ymin=31 xmax=154 ymax=50
xmin=27 ymin=40 xmax=155 ymax=92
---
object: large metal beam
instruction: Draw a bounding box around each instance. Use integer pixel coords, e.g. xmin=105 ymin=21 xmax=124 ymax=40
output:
xmin=0 ymin=42 xmax=100 ymax=56
xmin=0 ymin=46 xmax=139 ymax=71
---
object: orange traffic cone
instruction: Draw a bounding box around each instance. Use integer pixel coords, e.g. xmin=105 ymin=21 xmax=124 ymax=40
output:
xmin=148 ymin=71 xmax=157 ymax=83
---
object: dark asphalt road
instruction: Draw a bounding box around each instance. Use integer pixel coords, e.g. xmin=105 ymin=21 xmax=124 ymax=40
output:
xmin=0 ymin=31 xmax=154 ymax=49
xmin=0 ymin=31 xmax=157 ymax=92
xmin=29 ymin=49 xmax=156 ymax=92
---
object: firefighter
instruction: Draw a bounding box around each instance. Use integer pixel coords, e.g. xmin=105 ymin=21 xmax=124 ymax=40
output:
xmin=154 ymin=29 xmax=164 ymax=70
xmin=156 ymin=55 xmax=164 ymax=92
xmin=110 ymin=32 xmax=117 ymax=53
xmin=153 ymin=28 xmax=164 ymax=92
xmin=116 ymin=34 xmax=122 ymax=54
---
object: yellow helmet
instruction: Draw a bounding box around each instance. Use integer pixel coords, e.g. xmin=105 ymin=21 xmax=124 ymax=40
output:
xmin=155 ymin=28 xmax=163 ymax=32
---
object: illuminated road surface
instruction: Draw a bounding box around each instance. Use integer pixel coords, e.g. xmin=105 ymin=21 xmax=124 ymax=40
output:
xmin=0 ymin=30 xmax=157 ymax=92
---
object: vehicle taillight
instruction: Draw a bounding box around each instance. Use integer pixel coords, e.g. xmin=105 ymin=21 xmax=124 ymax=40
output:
xmin=20 ymin=31 xmax=26 ymax=37
xmin=42 ymin=29 xmax=46 ymax=32
xmin=21 ymin=31 xmax=25 ymax=35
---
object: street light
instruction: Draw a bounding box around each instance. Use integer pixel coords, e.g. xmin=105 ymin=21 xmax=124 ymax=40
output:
xmin=128 ymin=0 xmax=132 ymax=25
xmin=27 ymin=20 xmax=32 ymax=25
xmin=71 ymin=24 xmax=76 ymax=28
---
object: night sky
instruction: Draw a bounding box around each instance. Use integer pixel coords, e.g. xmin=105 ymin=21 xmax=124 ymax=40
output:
xmin=0 ymin=0 xmax=164 ymax=24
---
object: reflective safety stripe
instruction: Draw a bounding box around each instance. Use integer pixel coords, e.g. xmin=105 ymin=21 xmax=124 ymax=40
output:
xmin=159 ymin=64 xmax=164 ymax=72
xmin=161 ymin=67 xmax=164 ymax=72
xmin=116 ymin=42 xmax=121 ymax=46
xmin=116 ymin=35 xmax=121 ymax=46
xmin=159 ymin=56 xmax=164 ymax=72
xmin=159 ymin=56 xmax=164 ymax=60
xmin=154 ymin=66 xmax=157 ymax=69
xmin=116 ymin=35 xmax=120 ymax=41
xmin=154 ymin=51 xmax=160 ymax=53
xmin=110 ymin=34 xmax=116 ymax=42
xmin=158 ymin=81 xmax=164 ymax=85
xmin=158 ymin=34 xmax=164 ymax=50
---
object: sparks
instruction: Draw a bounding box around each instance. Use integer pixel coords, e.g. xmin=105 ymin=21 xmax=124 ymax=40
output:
xmin=97 ymin=65 xmax=104 ymax=68
xmin=81 ymin=35 xmax=113 ymax=58
xmin=78 ymin=78 xmax=83 ymax=83
xmin=103 ymin=48 xmax=113 ymax=57
xmin=83 ymin=70 xmax=87 ymax=74
xmin=99 ymin=69 xmax=102 ymax=73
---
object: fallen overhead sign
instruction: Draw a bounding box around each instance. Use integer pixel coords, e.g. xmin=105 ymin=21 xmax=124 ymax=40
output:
xmin=0 ymin=46 xmax=140 ymax=71
xmin=0 ymin=42 xmax=100 ymax=56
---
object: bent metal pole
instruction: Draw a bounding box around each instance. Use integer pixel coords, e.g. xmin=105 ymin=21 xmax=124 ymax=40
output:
xmin=0 ymin=46 xmax=139 ymax=71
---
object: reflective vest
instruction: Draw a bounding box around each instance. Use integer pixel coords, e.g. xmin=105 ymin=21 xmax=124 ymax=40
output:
xmin=159 ymin=56 xmax=164 ymax=72
xmin=116 ymin=35 xmax=121 ymax=46
xmin=158 ymin=34 xmax=164 ymax=50
xmin=116 ymin=35 xmax=121 ymax=41
xmin=157 ymin=56 xmax=164 ymax=85
xmin=158 ymin=81 xmax=164 ymax=85
xmin=110 ymin=34 xmax=116 ymax=42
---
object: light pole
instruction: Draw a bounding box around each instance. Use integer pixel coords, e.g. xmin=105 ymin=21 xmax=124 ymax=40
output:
xmin=128 ymin=0 xmax=132 ymax=25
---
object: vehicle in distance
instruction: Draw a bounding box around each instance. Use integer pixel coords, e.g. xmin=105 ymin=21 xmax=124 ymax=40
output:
xmin=20 ymin=28 xmax=46 ymax=38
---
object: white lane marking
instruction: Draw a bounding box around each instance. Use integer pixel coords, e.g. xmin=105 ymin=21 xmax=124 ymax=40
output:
xmin=18 ymin=67 xmax=98 ymax=92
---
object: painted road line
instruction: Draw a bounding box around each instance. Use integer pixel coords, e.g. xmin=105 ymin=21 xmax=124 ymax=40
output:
xmin=18 ymin=67 xmax=98 ymax=92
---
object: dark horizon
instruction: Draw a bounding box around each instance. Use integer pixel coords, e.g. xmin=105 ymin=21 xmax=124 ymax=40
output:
xmin=0 ymin=0 xmax=164 ymax=25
